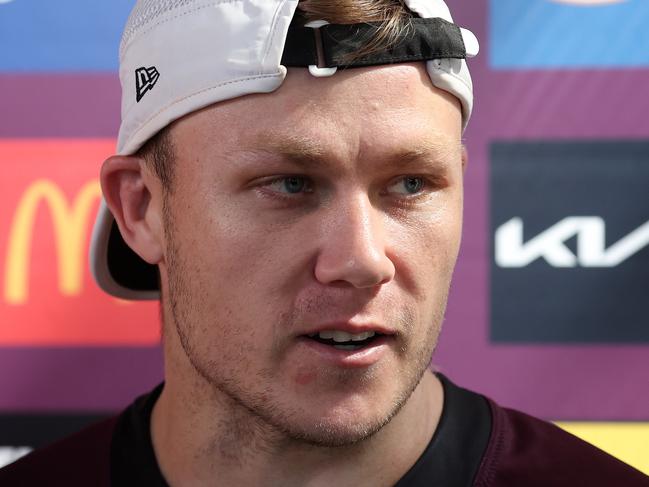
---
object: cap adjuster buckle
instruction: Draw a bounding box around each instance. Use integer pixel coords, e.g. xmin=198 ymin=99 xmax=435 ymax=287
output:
xmin=304 ymin=20 xmax=338 ymax=77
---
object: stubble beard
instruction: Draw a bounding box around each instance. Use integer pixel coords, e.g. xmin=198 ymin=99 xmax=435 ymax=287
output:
xmin=162 ymin=199 xmax=446 ymax=450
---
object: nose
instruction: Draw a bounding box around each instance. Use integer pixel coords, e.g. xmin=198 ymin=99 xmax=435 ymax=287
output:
xmin=314 ymin=193 xmax=396 ymax=288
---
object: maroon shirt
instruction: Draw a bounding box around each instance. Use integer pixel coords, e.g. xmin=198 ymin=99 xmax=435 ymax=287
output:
xmin=1 ymin=375 xmax=647 ymax=486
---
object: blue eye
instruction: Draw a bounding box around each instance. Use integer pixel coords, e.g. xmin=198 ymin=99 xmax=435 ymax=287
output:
xmin=283 ymin=177 xmax=307 ymax=193
xmin=388 ymin=177 xmax=426 ymax=195
xmin=261 ymin=175 xmax=428 ymax=200
xmin=264 ymin=176 xmax=312 ymax=194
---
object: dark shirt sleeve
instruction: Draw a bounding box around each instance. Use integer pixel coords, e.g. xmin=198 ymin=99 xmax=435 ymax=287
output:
xmin=0 ymin=416 xmax=118 ymax=486
xmin=474 ymin=399 xmax=649 ymax=487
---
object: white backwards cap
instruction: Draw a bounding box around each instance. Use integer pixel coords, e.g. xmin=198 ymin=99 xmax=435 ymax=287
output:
xmin=91 ymin=0 xmax=479 ymax=299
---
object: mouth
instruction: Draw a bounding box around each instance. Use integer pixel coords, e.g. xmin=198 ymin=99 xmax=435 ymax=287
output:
xmin=293 ymin=324 xmax=395 ymax=368
xmin=305 ymin=330 xmax=385 ymax=351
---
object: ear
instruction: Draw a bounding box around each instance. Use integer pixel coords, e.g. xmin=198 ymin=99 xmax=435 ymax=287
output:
xmin=100 ymin=155 xmax=164 ymax=265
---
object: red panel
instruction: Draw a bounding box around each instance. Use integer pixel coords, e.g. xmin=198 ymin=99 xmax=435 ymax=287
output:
xmin=0 ymin=139 xmax=159 ymax=345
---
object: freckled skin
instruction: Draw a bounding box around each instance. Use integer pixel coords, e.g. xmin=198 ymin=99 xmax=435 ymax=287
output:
xmin=155 ymin=63 xmax=464 ymax=448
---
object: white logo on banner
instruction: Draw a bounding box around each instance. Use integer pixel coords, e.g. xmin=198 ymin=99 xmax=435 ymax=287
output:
xmin=495 ymin=217 xmax=649 ymax=268
xmin=0 ymin=447 xmax=32 ymax=468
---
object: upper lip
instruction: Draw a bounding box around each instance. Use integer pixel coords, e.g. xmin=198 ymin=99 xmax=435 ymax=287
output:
xmin=299 ymin=321 xmax=396 ymax=337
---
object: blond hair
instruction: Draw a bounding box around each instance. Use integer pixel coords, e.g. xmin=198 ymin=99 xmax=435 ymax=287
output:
xmin=298 ymin=0 xmax=412 ymax=61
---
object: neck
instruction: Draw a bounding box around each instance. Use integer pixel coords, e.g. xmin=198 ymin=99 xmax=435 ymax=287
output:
xmin=151 ymin=322 xmax=443 ymax=487
xmin=152 ymin=373 xmax=442 ymax=486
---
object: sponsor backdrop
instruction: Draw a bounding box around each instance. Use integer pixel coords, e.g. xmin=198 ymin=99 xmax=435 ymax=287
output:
xmin=0 ymin=0 xmax=648 ymax=473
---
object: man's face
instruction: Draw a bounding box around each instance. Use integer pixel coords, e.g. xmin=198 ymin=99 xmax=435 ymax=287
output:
xmin=160 ymin=64 xmax=464 ymax=446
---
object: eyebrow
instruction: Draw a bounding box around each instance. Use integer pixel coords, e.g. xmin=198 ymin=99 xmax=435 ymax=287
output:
xmin=390 ymin=139 xmax=462 ymax=169
xmin=251 ymin=133 xmax=327 ymax=162
xmin=231 ymin=131 xmax=461 ymax=171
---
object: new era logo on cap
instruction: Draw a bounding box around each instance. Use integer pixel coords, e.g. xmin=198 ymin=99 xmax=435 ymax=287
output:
xmin=135 ymin=66 xmax=160 ymax=102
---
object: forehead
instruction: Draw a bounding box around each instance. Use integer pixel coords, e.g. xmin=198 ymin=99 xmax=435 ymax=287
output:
xmin=171 ymin=63 xmax=462 ymax=161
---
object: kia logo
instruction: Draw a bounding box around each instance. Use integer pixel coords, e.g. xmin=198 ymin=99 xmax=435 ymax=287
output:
xmin=495 ymin=217 xmax=649 ymax=268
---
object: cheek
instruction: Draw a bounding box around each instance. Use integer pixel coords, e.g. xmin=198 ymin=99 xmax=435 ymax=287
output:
xmin=393 ymin=202 xmax=463 ymax=267
xmin=169 ymin=195 xmax=301 ymax=340
xmin=178 ymin=194 xmax=276 ymax=278
xmin=429 ymin=190 xmax=464 ymax=260
xmin=294 ymin=366 xmax=318 ymax=386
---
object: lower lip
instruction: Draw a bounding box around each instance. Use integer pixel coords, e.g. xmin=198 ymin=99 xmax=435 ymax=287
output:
xmin=295 ymin=336 xmax=392 ymax=368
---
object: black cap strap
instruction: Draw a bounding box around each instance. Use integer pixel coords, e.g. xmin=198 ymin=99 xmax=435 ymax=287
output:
xmin=281 ymin=17 xmax=466 ymax=70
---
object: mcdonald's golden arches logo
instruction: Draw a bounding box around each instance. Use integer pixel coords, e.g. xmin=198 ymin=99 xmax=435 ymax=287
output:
xmin=0 ymin=139 xmax=158 ymax=345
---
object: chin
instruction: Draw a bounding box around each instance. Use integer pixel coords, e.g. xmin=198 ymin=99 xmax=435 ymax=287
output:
xmin=281 ymin=413 xmax=393 ymax=448
xmin=273 ymin=391 xmax=408 ymax=448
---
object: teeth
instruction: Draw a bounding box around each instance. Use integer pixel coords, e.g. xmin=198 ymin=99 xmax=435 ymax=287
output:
xmin=351 ymin=332 xmax=366 ymax=342
xmin=352 ymin=331 xmax=376 ymax=341
xmin=332 ymin=331 xmax=352 ymax=342
xmin=318 ymin=330 xmax=376 ymax=342
xmin=333 ymin=344 xmax=359 ymax=351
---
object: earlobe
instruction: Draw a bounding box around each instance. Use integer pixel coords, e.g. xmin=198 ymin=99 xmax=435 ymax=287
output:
xmin=100 ymin=155 xmax=164 ymax=265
